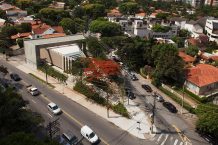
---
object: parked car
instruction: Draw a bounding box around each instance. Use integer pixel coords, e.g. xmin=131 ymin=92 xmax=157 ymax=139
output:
xmin=10 ymin=73 xmax=21 ymax=81
xmin=47 ymin=102 xmax=62 ymax=115
xmin=130 ymin=74 xmax=138 ymax=81
xmin=59 ymin=132 xmax=78 ymax=145
xmin=162 ymin=102 xmax=178 ymax=113
xmin=81 ymin=125 xmax=98 ymax=144
xmin=141 ymin=84 xmax=152 ymax=92
xmin=154 ymin=93 xmax=164 ymax=102
xmin=127 ymin=91 xmax=136 ymax=100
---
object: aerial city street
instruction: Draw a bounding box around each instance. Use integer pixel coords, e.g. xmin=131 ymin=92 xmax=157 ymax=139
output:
xmin=0 ymin=0 xmax=218 ymax=145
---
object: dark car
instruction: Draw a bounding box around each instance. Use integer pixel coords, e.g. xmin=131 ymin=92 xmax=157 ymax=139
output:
xmin=59 ymin=132 xmax=78 ymax=145
xmin=141 ymin=84 xmax=152 ymax=92
xmin=154 ymin=93 xmax=164 ymax=102
xmin=163 ymin=102 xmax=178 ymax=113
xmin=130 ymin=74 xmax=138 ymax=81
xmin=10 ymin=73 xmax=21 ymax=81
xmin=127 ymin=91 xmax=136 ymax=100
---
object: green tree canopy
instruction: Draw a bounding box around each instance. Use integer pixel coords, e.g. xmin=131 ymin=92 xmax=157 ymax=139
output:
xmin=1 ymin=26 xmax=18 ymax=37
xmin=152 ymin=44 xmax=185 ymax=86
xmin=156 ymin=13 xmax=169 ymax=20
xmin=118 ymin=2 xmax=139 ymax=15
xmin=195 ymin=104 xmax=218 ymax=139
xmin=185 ymin=45 xmax=199 ymax=57
xmin=83 ymin=4 xmax=105 ymax=19
xmin=88 ymin=0 xmax=117 ymax=9
xmin=152 ymin=24 xmax=171 ymax=33
xmin=16 ymin=0 xmax=32 ymax=9
xmin=89 ymin=20 xmax=122 ymax=37
xmin=0 ymin=9 xmax=7 ymax=20
xmin=59 ymin=18 xmax=76 ymax=34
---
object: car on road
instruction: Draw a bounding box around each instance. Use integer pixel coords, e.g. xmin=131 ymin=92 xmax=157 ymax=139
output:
xmin=47 ymin=102 xmax=62 ymax=115
xmin=162 ymin=102 xmax=178 ymax=113
xmin=130 ymin=74 xmax=138 ymax=81
xmin=154 ymin=93 xmax=164 ymax=102
xmin=27 ymin=85 xmax=39 ymax=96
xmin=59 ymin=132 xmax=78 ymax=145
xmin=127 ymin=91 xmax=136 ymax=100
xmin=141 ymin=84 xmax=152 ymax=92
xmin=10 ymin=73 xmax=21 ymax=81
xmin=81 ymin=125 xmax=99 ymax=144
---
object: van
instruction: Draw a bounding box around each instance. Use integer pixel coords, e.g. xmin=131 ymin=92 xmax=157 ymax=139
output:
xmin=80 ymin=125 xmax=98 ymax=144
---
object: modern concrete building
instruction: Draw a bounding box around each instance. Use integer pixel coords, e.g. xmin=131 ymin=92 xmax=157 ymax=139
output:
xmin=205 ymin=0 xmax=218 ymax=6
xmin=205 ymin=18 xmax=218 ymax=44
xmin=24 ymin=35 xmax=86 ymax=70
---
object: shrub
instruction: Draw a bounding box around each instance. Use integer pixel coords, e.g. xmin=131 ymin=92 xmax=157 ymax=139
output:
xmin=184 ymin=88 xmax=208 ymax=103
xmin=112 ymin=103 xmax=130 ymax=118
xmin=74 ymin=81 xmax=107 ymax=106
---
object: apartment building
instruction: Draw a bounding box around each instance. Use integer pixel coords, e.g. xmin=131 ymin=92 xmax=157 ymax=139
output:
xmin=205 ymin=18 xmax=218 ymax=44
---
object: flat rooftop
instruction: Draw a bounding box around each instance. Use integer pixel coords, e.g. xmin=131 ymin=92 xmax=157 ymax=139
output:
xmin=24 ymin=34 xmax=85 ymax=46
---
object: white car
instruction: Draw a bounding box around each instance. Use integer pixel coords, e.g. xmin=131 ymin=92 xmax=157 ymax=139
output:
xmin=47 ymin=102 xmax=62 ymax=115
xmin=81 ymin=125 xmax=98 ymax=144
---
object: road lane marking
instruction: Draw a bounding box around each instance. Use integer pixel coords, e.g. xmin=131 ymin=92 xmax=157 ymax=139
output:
xmin=160 ymin=134 xmax=169 ymax=145
xmin=40 ymin=94 xmax=110 ymax=145
xmin=157 ymin=134 xmax=163 ymax=143
xmin=47 ymin=113 xmax=52 ymax=118
xmin=31 ymin=99 xmax=36 ymax=103
xmin=173 ymin=139 xmax=178 ymax=145
xmin=172 ymin=124 xmax=192 ymax=144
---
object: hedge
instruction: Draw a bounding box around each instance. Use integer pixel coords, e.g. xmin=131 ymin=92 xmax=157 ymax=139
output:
xmin=184 ymin=88 xmax=208 ymax=103
xmin=159 ymin=86 xmax=195 ymax=114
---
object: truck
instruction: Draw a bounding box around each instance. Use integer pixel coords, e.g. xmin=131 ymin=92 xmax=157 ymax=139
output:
xmin=27 ymin=85 xmax=39 ymax=96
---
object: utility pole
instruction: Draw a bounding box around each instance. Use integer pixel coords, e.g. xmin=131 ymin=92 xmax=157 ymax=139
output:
xmin=107 ymin=91 xmax=109 ymax=118
xmin=151 ymin=91 xmax=156 ymax=133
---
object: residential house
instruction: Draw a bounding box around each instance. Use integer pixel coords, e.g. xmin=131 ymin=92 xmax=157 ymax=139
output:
xmin=135 ymin=12 xmax=146 ymax=20
xmin=49 ymin=1 xmax=65 ymax=9
xmin=185 ymin=34 xmax=209 ymax=50
xmin=179 ymin=51 xmax=195 ymax=67
xmin=205 ymin=18 xmax=218 ymax=44
xmin=133 ymin=19 xmax=149 ymax=38
xmin=107 ymin=8 xmax=122 ymax=23
xmin=31 ymin=23 xmax=64 ymax=39
xmin=184 ymin=0 xmax=203 ymax=7
xmin=24 ymin=35 xmax=86 ymax=69
xmin=185 ymin=64 xmax=218 ymax=97
xmin=119 ymin=20 xmax=132 ymax=32
xmin=184 ymin=20 xmax=203 ymax=37
xmin=155 ymin=38 xmax=177 ymax=47
xmin=169 ymin=17 xmax=187 ymax=29
xmin=199 ymin=52 xmax=218 ymax=64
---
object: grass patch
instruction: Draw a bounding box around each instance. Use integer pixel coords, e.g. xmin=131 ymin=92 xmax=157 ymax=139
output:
xmin=29 ymin=73 xmax=55 ymax=88
xmin=159 ymin=86 xmax=195 ymax=114
xmin=112 ymin=103 xmax=130 ymax=118
xmin=140 ymin=68 xmax=147 ymax=79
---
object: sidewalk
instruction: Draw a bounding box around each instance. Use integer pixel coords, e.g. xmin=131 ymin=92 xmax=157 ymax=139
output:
xmin=3 ymin=56 xmax=156 ymax=140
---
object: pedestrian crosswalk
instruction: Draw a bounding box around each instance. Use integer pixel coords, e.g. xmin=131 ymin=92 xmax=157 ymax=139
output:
xmin=151 ymin=133 xmax=192 ymax=145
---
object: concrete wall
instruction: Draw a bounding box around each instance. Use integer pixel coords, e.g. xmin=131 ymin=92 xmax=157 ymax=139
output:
xmin=24 ymin=41 xmax=38 ymax=69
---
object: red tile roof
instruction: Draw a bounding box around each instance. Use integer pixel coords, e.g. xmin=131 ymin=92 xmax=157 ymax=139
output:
xmin=135 ymin=12 xmax=146 ymax=17
xmin=186 ymin=64 xmax=218 ymax=87
xmin=42 ymin=33 xmax=65 ymax=39
xmin=10 ymin=32 xmax=31 ymax=39
xmin=107 ymin=8 xmax=122 ymax=17
xmin=179 ymin=52 xmax=195 ymax=63
xmin=32 ymin=23 xmax=51 ymax=34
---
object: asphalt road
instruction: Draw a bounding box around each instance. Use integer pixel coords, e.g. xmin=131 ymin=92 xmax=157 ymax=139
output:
xmin=1 ymin=60 xmax=156 ymax=145
xmin=123 ymin=71 xmax=209 ymax=145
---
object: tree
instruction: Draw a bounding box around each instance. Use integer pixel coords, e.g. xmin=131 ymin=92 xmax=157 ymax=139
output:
xmin=195 ymin=104 xmax=218 ymax=140
xmin=89 ymin=20 xmax=122 ymax=37
xmin=16 ymin=0 xmax=32 ymax=10
xmin=0 ymin=9 xmax=7 ymax=20
xmin=185 ymin=45 xmax=198 ymax=57
xmin=88 ymin=0 xmax=117 ymax=9
xmin=119 ymin=2 xmax=139 ymax=15
xmin=86 ymin=37 xmax=107 ymax=59
xmin=59 ymin=18 xmax=76 ymax=34
xmin=83 ymin=4 xmax=105 ymax=19
xmin=72 ymin=5 xmax=84 ymax=18
xmin=17 ymin=38 xmax=24 ymax=48
xmin=152 ymin=24 xmax=171 ymax=33
xmin=156 ymin=12 xmax=169 ymax=20
xmin=0 ymin=40 xmax=10 ymax=52
xmin=1 ymin=26 xmax=18 ymax=37
xmin=152 ymin=44 xmax=185 ymax=86
xmin=172 ymin=36 xmax=184 ymax=48
xmin=15 ymin=23 xmax=32 ymax=33
xmin=179 ymin=29 xmax=190 ymax=37
xmin=0 ymin=65 xmax=8 ymax=75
